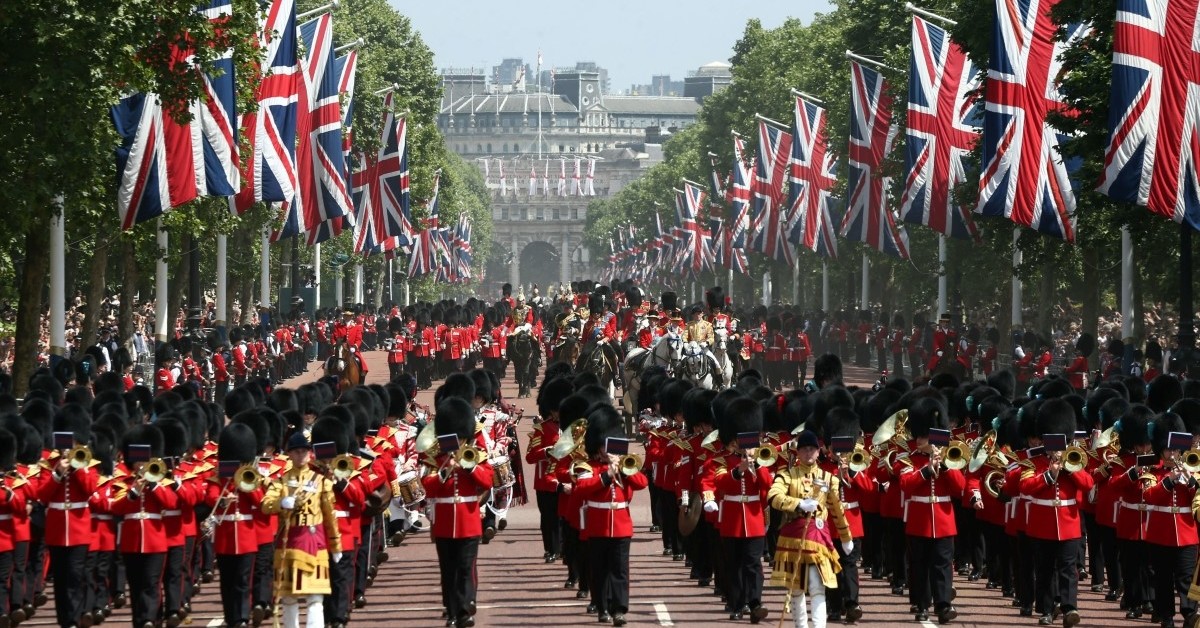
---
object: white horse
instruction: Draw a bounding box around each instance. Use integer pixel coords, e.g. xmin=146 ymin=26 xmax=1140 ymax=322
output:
xmin=622 ymin=326 xmax=684 ymax=417
xmin=712 ymin=327 xmax=735 ymax=388
xmin=681 ymin=341 xmax=716 ymax=389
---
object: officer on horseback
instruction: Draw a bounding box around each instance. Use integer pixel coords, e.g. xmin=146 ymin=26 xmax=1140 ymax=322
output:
xmin=683 ymin=304 xmax=725 ymax=388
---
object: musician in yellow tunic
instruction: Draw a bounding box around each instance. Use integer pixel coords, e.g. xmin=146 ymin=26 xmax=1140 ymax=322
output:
xmin=262 ymin=433 xmax=343 ymax=628
xmin=767 ymin=430 xmax=853 ymax=628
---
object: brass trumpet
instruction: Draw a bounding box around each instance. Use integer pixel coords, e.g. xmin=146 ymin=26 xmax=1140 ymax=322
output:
xmin=141 ymin=458 xmax=168 ymax=483
xmin=455 ymin=446 xmax=486 ymax=470
xmin=753 ymin=444 xmax=779 ymax=467
xmin=236 ymin=464 xmax=263 ymax=493
xmin=68 ymin=445 xmax=92 ymax=470
xmin=944 ymin=440 xmax=970 ymax=471
xmin=1182 ymin=448 xmax=1200 ymax=473
xmin=1063 ymin=446 xmax=1089 ymax=473
xmin=847 ymin=446 xmax=872 ymax=473
xmin=331 ymin=454 xmax=356 ymax=480
xmin=619 ymin=454 xmax=643 ymax=476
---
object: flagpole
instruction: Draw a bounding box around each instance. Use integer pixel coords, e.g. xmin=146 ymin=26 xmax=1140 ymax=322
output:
xmin=156 ymin=219 xmax=170 ymax=345
xmin=937 ymin=234 xmax=947 ymax=317
xmin=860 ymin=252 xmax=869 ymax=310
xmin=753 ymin=113 xmax=790 ymax=131
xmin=297 ymin=0 xmax=339 ymax=21
xmin=845 ymin=50 xmax=899 ymax=74
xmin=216 ymin=229 xmax=228 ymax=337
xmin=789 ymin=89 xmax=825 ymax=105
xmin=260 ymin=226 xmax=270 ymax=310
xmin=49 ymin=195 xmax=66 ymax=360
xmin=904 ymin=2 xmax=958 ymax=26
xmin=335 ymin=267 xmax=344 ymax=306
xmin=313 ymin=242 xmax=321 ymax=310
xmin=793 ymin=254 xmax=801 ymax=306
xmin=355 ymin=264 xmax=364 ymax=304
xmin=335 ymin=37 xmax=363 ymax=54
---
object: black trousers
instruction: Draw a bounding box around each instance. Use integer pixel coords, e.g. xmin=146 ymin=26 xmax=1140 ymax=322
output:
xmin=877 ymin=346 xmax=888 ymax=372
xmin=216 ymin=553 xmax=253 ymax=626
xmin=535 ymin=491 xmax=561 ymax=556
xmin=656 ymin=491 xmax=682 ymax=556
xmin=862 ymin=513 xmax=883 ymax=572
xmin=1095 ymin=523 xmax=1122 ymax=592
xmin=885 ymin=516 xmax=907 ymax=587
xmin=766 ymin=506 xmax=783 ymax=561
xmin=90 ymin=549 xmax=115 ymax=612
xmin=123 ymin=552 xmax=165 ymax=626
xmin=907 ymin=535 xmax=954 ymax=612
xmin=955 ymin=507 xmax=983 ymax=571
xmin=163 ymin=544 xmax=185 ymax=614
xmin=1033 ymin=537 xmax=1078 ymax=614
xmin=49 ymin=545 xmax=88 ymax=627
xmin=253 ymin=542 xmax=273 ymax=609
xmin=1120 ymin=538 xmax=1150 ymax=608
xmin=82 ymin=548 xmax=96 ymax=616
xmin=908 ymin=353 xmax=922 ymax=380
xmin=181 ymin=536 xmax=196 ymax=605
xmin=11 ymin=541 xmax=28 ymax=612
xmin=0 ymin=548 xmax=12 ymax=616
xmin=646 ymin=475 xmax=661 ymax=528
xmin=832 ymin=536 xmax=862 ymax=610
xmin=1150 ymin=542 xmax=1198 ymax=623
xmin=355 ymin=520 xmax=373 ymax=597
xmin=325 ymin=547 xmax=356 ymax=623
xmin=725 ymin=537 xmax=765 ymax=611
xmin=688 ymin=518 xmax=716 ymax=583
xmin=561 ymin=521 xmax=579 ymax=584
xmin=981 ymin=522 xmax=1009 ymax=589
xmin=1014 ymin=533 xmax=1037 ymax=609
xmin=892 ymin=351 xmax=904 ymax=378
xmin=434 ymin=536 xmax=479 ymax=620
xmin=588 ymin=537 xmax=631 ymax=616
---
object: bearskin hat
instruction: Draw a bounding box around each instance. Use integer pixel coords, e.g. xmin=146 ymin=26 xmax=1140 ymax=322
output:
xmin=54 ymin=403 xmax=92 ymax=445
xmin=311 ymin=417 xmax=351 ymax=456
xmin=705 ymin=287 xmax=724 ymax=311
xmin=584 ymin=404 xmax=624 ymax=458
xmin=538 ymin=377 xmax=574 ymax=418
xmin=1151 ymin=412 xmax=1186 ymax=455
xmin=657 ymin=379 xmax=694 ymax=419
xmin=0 ymin=428 xmax=15 ymax=470
xmin=1171 ymin=398 xmax=1200 ymax=435
xmin=1035 ymin=398 xmax=1077 ymax=440
xmin=588 ymin=293 xmax=605 ymax=314
xmin=1146 ymin=340 xmax=1164 ymax=364
xmin=1117 ymin=404 xmax=1155 ymax=448
xmin=435 ymin=373 xmax=476 ymax=406
xmin=718 ymin=396 xmax=763 ymax=446
xmin=1076 ymin=332 xmax=1096 ymax=358
xmin=223 ymin=386 xmax=255 ymax=419
xmin=987 ymin=369 xmax=1017 ymax=401
xmin=824 ymin=406 xmax=862 ymax=442
xmin=893 ymin=313 xmax=905 ymax=328
xmin=1107 ymin=337 xmax=1125 ymax=358
xmin=385 ymin=383 xmax=409 ymax=418
xmin=681 ymin=388 xmax=717 ymax=433
xmin=121 ymin=423 xmax=164 ymax=461
xmin=231 ymin=410 xmax=270 ymax=454
xmin=155 ymin=418 xmax=190 ymax=459
xmin=626 ymin=286 xmax=643 ymax=309
xmin=434 ymin=397 xmax=476 ymax=442
xmin=217 ymin=423 xmax=256 ymax=464
xmin=661 ymin=291 xmax=678 ymax=313
xmin=1146 ymin=374 xmax=1183 ymax=413
xmin=1038 ymin=377 xmax=1074 ymax=400
xmin=907 ymin=396 xmax=949 ymax=439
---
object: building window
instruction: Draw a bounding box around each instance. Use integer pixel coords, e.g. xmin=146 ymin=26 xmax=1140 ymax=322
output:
xmin=571 ymin=208 xmax=579 ymax=220
xmin=501 ymin=208 xmax=509 ymax=220
xmin=476 ymin=144 xmax=482 ymax=153
xmin=486 ymin=143 xmax=492 ymax=153
xmin=537 ymin=208 xmax=544 ymax=220
xmin=512 ymin=143 xmax=520 ymax=153
xmin=503 ymin=143 xmax=508 ymax=153
xmin=552 ymin=208 xmax=560 ymax=220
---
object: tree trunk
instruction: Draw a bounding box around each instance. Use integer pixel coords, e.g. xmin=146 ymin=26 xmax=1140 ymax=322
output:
xmin=119 ymin=238 xmax=139 ymax=342
xmin=1035 ymin=241 xmax=1054 ymax=339
xmin=12 ymin=221 xmax=50 ymax=398
xmin=81 ymin=236 xmax=110 ymax=346
xmin=1082 ymin=247 xmax=1100 ymax=369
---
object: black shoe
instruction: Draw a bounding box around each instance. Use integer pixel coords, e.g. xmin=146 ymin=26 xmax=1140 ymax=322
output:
xmin=672 ymin=554 xmax=684 ymax=562
xmin=1129 ymin=610 xmax=1145 ymax=620
xmin=829 ymin=612 xmax=843 ymax=622
xmin=968 ymin=569 xmax=982 ymax=582
xmin=1002 ymin=587 xmax=1014 ymax=598
xmin=251 ymin=605 xmax=266 ymax=626
xmin=390 ymin=531 xmax=406 ymax=546
xmin=730 ymin=607 xmax=745 ymax=621
xmin=891 ymin=586 xmax=905 ymax=596
xmin=649 ymin=525 xmax=662 ymax=533
xmin=612 ymin=614 xmax=627 ymax=627
xmin=33 ymin=595 xmax=47 ymax=609
xmin=915 ymin=611 xmax=929 ymax=622
xmin=909 ymin=605 xmax=920 ymax=613
xmin=871 ymin=567 xmax=884 ymax=580
xmin=1039 ymin=615 xmax=1053 ymax=626
xmin=201 ymin=571 xmax=215 ymax=584
xmin=79 ymin=615 xmax=93 ymax=628
xmin=749 ymin=606 xmax=769 ymax=624
xmin=564 ymin=579 xmax=577 ymax=589
xmin=662 ymin=549 xmax=671 ymax=556
xmin=1020 ymin=607 xmax=1033 ymax=617
xmin=498 ymin=518 xmax=508 ymax=531
xmin=845 ymin=605 xmax=863 ymax=623
xmin=1105 ymin=591 xmax=1120 ymax=602
xmin=354 ymin=595 xmax=367 ymax=609
xmin=698 ymin=578 xmax=710 ymax=587
xmin=576 ymin=590 xmax=588 ymax=599
xmin=986 ymin=581 xmax=1000 ymax=590
xmin=456 ymin=615 xmax=475 ymax=628
xmin=1090 ymin=584 xmax=1105 ymax=593
xmin=586 ymin=603 xmax=597 ymax=614
xmin=598 ymin=612 xmax=612 ymax=623
xmin=482 ymin=527 xmax=496 ymax=543
xmin=165 ymin=612 xmax=181 ymax=628
xmin=938 ymin=607 xmax=957 ymax=624
xmin=1063 ymin=610 xmax=1081 ymax=628
xmin=10 ymin=608 xmax=25 ymax=624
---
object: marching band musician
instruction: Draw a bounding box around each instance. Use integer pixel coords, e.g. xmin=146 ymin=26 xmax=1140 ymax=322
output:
xmin=1109 ymin=406 xmax=1156 ymax=620
xmin=110 ymin=425 xmax=178 ymax=628
xmin=1139 ymin=414 xmax=1200 ymax=628
xmin=574 ymin=405 xmax=647 ymax=628
xmin=205 ymin=423 xmax=264 ymax=628
xmin=261 ymin=432 xmax=343 ymax=628
xmin=768 ymin=428 xmax=853 ymax=628
xmin=0 ymin=429 xmax=26 ymax=628
xmin=527 ymin=377 xmax=572 ymax=563
xmin=422 ymin=397 xmax=495 ymax=628
xmin=1021 ymin=399 xmax=1092 ymax=628
xmin=156 ymin=419 xmax=203 ymax=628
xmin=820 ymin=406 xmax=872 ymax=624
xmin=308 ymin=418 xmax=365 ymax=628
xmin=894 ymin=397 xmax=964 ymax=625
xmin=700 ymin=398 xmax=772 ymax=624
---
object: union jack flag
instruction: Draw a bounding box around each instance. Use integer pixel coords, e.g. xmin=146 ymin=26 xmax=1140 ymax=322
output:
xmin=452 ymin=215 xmax=473 ymax=281
xmin=376 ymin=93 xmax=413 ymax=244
xmin=306 ymin=49 xmax=359 ymax=245
xmin=1100 ymin=0 xmax=1200 ymax=230
xmin=680 ymin=181 xmax=714 ymax=274
xmin=750 ymin=119 xmax=794 ymax=263
xmin=815 ymin=200 xmax=841 ymax=260
xmin=407 ymin=171 xmax=441 ymax=278
xmin=351 ymin=152 xmax=380 ymax=254
xmin=900 ymin=15 xmax=982 ymax=241
xmin=727 ymin=134 xmax=752 ymax=249
xmin=977 ymin=0 xmax=1087 ymax=241
xmin=785 ymin=95 xmax=840 ymax=253
xmin=113 ymin=0 xmax=240 ymax=230
xmin=234 ymin=0 xmax=296 ymax=213
xmin=840 ymin=61 xmax=910 ymax=259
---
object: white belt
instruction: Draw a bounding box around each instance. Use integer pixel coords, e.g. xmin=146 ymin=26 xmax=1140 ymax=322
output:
xmin=214 ymin=514 xmax=253 ymax=522
xmin=1145 ymin=505 xmax=1191 ymax=514
xmin=908 ymin=496 xmax=951 ymax=504
xmin=162 ymin=509 xmax=182 ymax=516
xmin=92 ymin=514 xmax=113 ymax=521
xmin=722 ymin=495 xmax=760 ymax=503
xmin=429 ymin=496 xmax=472 ymax=504
xmin=48 ymin=502 xmax=88 ymax=510
xmin=127 ymin=512 xmax=163 ymax=520
xmin=0 ymin=514 xmax=12 ymax=521
xmin=843 ymin=501 xmax=860 ymax=510
xmin=585 ymin=501 xmax=629 ymax=510
xmin=335 ymin=510 xmax=350 ymax=518
xmin=1121 ymin=501 xmax=1149 ymax=511
xmin=1030 ymin=498 xmax=1077 ymax=507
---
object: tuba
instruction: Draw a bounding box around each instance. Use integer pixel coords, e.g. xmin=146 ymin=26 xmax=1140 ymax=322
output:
xmin=415 ymin=421 xmax=438 ymax=454
xmin=871 ymin=409 xmax=909 ymax=457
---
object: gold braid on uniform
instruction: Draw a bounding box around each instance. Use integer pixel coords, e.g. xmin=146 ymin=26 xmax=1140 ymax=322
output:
xmin=262 ymin=466 xmax=342 ymax=597
xmin=766 ymin=462 xmax=851 ymax=592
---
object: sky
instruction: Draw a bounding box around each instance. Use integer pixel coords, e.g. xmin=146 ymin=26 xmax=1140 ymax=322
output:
xmin=391 ymin=0 xmax=835 ymax=92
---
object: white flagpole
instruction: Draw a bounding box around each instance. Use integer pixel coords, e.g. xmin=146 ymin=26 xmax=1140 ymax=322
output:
xmin=937 ymin=234 xmax=947 ymax=317
xmin=822 ymin=261 xmax=830 ymax=312
xmin=860 ymin=253 xmax=869 ymax=310
xmin=335 ymin=268 xmax=344 ymax=306
xmin=49 ymin=195 xmax=66 ymax=358
xmin=845 ymin=50 xmax=899 ymax=74
xmin=904 ymin=2 xmax=958 ymax=26
xmin=297 ymin=0 xmax=339 ymax=21
xmin=1011 ymin=227 xmax=1023 ymax=327
xmin=354 ymin=264 xmax=364 ymax=304
xmin=259 ymin=226 xmax=270 ymax=309
xmin=313 ymin=242 xmax=321 ymax=310
xmin=216 ymin=231 xmax=228 ymax=329
xmin=156 ymin=219 xmax=171 ymax=344
xmin=793 ymin=254 xmax=801 ymax=306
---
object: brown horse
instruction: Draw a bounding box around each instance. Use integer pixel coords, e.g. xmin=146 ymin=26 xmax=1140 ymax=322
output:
xmin=325 ymin=341 xmax=362 ymax=393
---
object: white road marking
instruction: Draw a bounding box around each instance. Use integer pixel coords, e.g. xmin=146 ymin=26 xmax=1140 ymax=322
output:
xmin=207 ymin=619 xmax=224 ymax=627
xmin=654 ymin=601 xmax=674 ymax=626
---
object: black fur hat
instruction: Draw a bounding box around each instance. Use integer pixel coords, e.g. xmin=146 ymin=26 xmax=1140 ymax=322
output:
xmin=435 ymin=373 xmax=476 ymax=405
xmin=385 ymin=383 xmax=409 ymax=418
xmin=224 ymin=387 xmax=257 ymax=420
xmin=626 ymin=286 xmax=643 ymax=309
xmin=155 ymin=418 xmax=190 ymax=459
xmin=1036 ymin=398 xmax=1077 ymax=439
xmin=1076 ymin=333 xmax=1096 ymax=358
xmin=121 ymin=424 xmax=164 ymax=460
xmin=658 ymin=379 xmax=695 ymax=419
xmin=0 ymin=428 xmax=15 ymax=470
xmin=1146 ymin=374 xmax=1183 ymax=413
xmin=824 ymin=406 xmax=861 ymax=441
xmin=584 ymin=404 xmax=623 ymax=458
xmin=538 ymin=377 xmax=574 ymax=417
xmin=719 ymin=396 xmax=762 ymax=445
xmin=467 ymin=369 xmax=493 ymax=403
xmin=1146 ymin=340 xmax=1163 ymax=364
xmin=987 ymin=369 xmax=1017 ymax=400
xmin=705 ymin=287 xmax=724 ymax=311
xmin=435 ymin=397 xmax=477 ymax=442
xmin=681 ymin=388 xmax=717 ymax=432
xmin=310 ymin=417 xmax=351 ymax=456
xmin=1038 ymin=377 xmax=1074 ymax=400
xmin=218 ymin=422 xmax=257 ymax=464
xmin=661 ymin=291 xmax=678 ymax=313
xmin=1151 ymin=412 xmax=1186 ymax=455
xmin=53 ymin=403 xmax=92 ymax=445
xmin=231 ymin=410 xmax=270 ymax=454
xmin=1117 ymin=404 xmax=1154 ymax=448
xmin=907 ymin=397 xmax=949 ymax=439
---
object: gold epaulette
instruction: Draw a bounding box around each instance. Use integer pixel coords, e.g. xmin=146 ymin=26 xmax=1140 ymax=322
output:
xmin=894 ymin=452 xmax=913 ymax=468
xmin=572 ymin=461 xmax=592 ymax=476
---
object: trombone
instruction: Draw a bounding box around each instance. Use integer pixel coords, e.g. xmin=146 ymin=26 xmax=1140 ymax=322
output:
xmin=619 ymin=453 xmax=643 ymax=476
xmin=845 ymin=445 xmax=872 ymax=473
xmin=944 ymin=440 xmax=970 ymax=471
xmin=141 ymin=458 xmax=168 ymax=483
xmin=330 ymin=454 xmax=357 ymax=480
xmin=750 ymin=444 xmax=778 ymax=468
xmin=455 ymin=446 xmax=486 ymax=471
xmin=201 ymin=463 xmax=262 ymax=540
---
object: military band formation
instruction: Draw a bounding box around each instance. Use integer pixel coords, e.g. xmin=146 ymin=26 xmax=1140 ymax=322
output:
xmin=2 ymin=279 xmax=1199 ymax=628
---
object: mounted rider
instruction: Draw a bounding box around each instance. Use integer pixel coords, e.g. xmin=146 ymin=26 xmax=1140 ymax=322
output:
xmin=683 ymin=303 xmax=726 ymax=388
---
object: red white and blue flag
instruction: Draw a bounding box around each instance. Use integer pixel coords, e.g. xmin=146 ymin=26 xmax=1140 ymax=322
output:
xmin=307 ymin=49 xmax=359 ymax=245
xmin=1100 ymin=0 xmax=1200 ymax=231
xmin=727 ymin=134 xmax=753 ymax=249
xmin=680 ymin=181 xmax=714 ymax=274
xmin=113 ymin=0 xmax=240 ymax=230
xmin=977 ymin=0 xmax=1086 ymax=241
xmin=750 ymin=119 xmax=794 ymax=264
xmin=407 ymin=172 xmax=441 ymax=278
xmin=900 ymin=15 xmax=982 ymax=241
xmin=351 ymin=152 xmax=380 ymax=254
xmin=376 ymin=95 xmax=413 ymax=245
xmin=785 ymin=95 xmax=840 ymax=254
xmin=234 ymin=0 xmax=297 ymax=213
xmin=840 ymin=60 xmax=910 ymax=259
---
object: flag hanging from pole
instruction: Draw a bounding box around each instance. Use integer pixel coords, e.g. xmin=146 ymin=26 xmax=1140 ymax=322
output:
xmin=749 ymin=119 xmax=794 ymax=264
xmin=785 ymin=94 xmax=840 ymax=253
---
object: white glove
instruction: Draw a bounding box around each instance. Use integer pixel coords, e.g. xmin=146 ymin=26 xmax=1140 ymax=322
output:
xmin=842 ymin=540 xmax=855 ymax=555
xmin=703 ymin=501 xmax=718 ymax=513
xmin=280 ymin=496 xmax=296 ymax=510
xmin=679 ymin=492 xmax=690 ymax=507
xmin=798 ymin=498 xmax=819 ymax=513
xmin=331 ymin=552 xmax=343 ymax=564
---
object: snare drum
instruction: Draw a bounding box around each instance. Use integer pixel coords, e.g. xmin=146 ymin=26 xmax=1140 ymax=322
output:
xmin=397 ymin=471 xmax=426 ymax=507
xmin=491 ymin=455 xmax=515 ymax=488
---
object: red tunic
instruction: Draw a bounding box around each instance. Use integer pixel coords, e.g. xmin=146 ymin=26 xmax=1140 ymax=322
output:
xmin=36 ymin=464 xmax=100 ymax=547
xmin=203 ymin=479 xmax=263 ymax=555
xmin=422 ymin=458 xmax=494 ymax=539
xmin=1019 ymin=458 xmax=1093 ymax=541
xmin=525 ymin=419 xmax=561 ymax=493
xmin=896 ymin=451 xmax=966 ymax=538
xmin=1141 ymin=466 xmax=1199 ymax=547
xmin=703 ymin=452 xmax=772 ymax=538
xmin=109 ymin=479 xmax=180 ymax=554
xmin=574 ymin=461 xmax=648 ymax=538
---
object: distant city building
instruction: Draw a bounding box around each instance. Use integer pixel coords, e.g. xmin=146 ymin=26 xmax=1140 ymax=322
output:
xmin=436 ymin=57 xmax=703 ymax=290
xmin=684 ymin=61 xmax=732 ymax=103
xmin=630 ymin=74 xmax=684 ymax=97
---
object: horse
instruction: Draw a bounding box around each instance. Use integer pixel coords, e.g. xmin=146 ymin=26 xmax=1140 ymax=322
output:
xmin=552 ymin=332 xmax=581 ymax=368
xmin=324 ymin=340 xmax=362 ymax=394
xmin=680 ymin=341 xmax=716 ymax=390
xmin=930 ymin=335 xmax=971 ymax=381
xmin=621 ymin=328 xmax=684 ymax=419
xmin=712 ymin=327 xmax=736 ymax=388
xmin=507 ymin=324 xmax=539 ymax=398
xmin=575 ymin=339 xmax=619 ymax=399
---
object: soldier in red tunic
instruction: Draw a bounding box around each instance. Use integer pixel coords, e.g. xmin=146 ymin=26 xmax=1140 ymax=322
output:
xmin=1064 ymin=333 xmax=1095 ymax=391
xmin=1140 ymin=415 xmax=1199 ymax=628
xmin=526 ymin=378 xmax=573 ymax=563
xmin=204 ymin=424 xmax=265 ymax=628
